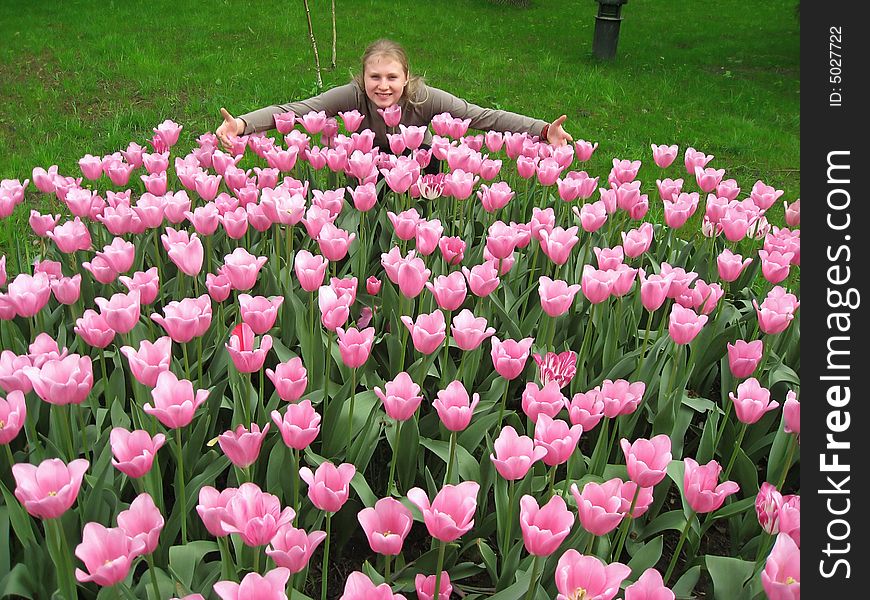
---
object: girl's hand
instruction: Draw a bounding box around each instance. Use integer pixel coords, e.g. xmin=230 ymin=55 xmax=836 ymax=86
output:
xmin=546 ymin=114 xmax=573 ymax=147
xmin=216 ymin=107 xmax=245 ymax=150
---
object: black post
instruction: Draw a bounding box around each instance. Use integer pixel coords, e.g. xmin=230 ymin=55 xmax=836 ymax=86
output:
xmin=592 ymin=0 xmax=628 ymax=60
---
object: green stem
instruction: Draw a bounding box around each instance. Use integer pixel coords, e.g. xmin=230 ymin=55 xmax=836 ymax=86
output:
xmin=347 ymin=368 xmax=356 ymax=460
xmin=433 ymin=539 xmax=448 ymax=600
xmin=443 ymin=430 xmax=457 ymax=486
xmin=387 ymin=420 xmax=401 ymax=496
xmin=584 ymin=532 xmax=596 ymax=556
xmin=197 ymin=334 xmax=204 ymax=387
xmin=547 ymin=465 xmax=557 ymax=497
xmin=664 ymin=512 xmax=695 ymax=585
xmin=47 ymin=519 xmax=77 ymax=600
xmin=523 ymin=555 xmax=542 ymax=600
xmin=775 ymin=437 xmax=798 ymax=490
xmin=385 ymin=554 xmax=392 ymax=586
xmin=182 ymin=342 xmax=191 ymax=382
xmin=496 ymin=381 xmax=510 ymax=431
xmin=292 ymin=448 xmax=301 ymax=513
xmin=611 ymin=485 xmax=640 ymax=562
xmin=502 ymin=479 xmax=516 ymax=557
xmin=175 ymin=427 xmax=188 ymax=544
xmin=723 ymin=421 xmax=748 ymax=482
xmin=146 ymin=553 xmax=161 ymax=600
xmin=321 ymin=513 xmax=332 ymax=600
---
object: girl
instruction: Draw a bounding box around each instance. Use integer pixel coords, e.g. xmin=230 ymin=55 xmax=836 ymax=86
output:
xmin=216 ymin=39 xmax=572 ymax=151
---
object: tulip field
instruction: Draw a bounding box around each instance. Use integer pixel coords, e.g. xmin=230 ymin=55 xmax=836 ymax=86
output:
xmin=0 ymin=105 xmax=800 ymax=600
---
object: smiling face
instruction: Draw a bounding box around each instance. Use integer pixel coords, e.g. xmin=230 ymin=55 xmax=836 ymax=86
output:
xmin=364 ymin=55 xmax=408 ymax=109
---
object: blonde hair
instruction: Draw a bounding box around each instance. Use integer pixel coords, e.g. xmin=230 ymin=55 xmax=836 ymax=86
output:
xmin=352 ymin=39 xmax=427 ymax=105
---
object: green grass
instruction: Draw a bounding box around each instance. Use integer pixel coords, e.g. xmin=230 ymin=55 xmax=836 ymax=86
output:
xmin=0 ymin=0 xmax=799 ymax=252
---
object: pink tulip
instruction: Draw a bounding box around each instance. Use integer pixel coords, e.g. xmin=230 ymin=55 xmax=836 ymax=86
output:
xmin=110 ymin=427 xmax=166 ymax=478
xmin=462 ymin=261 xmax=500 ymax=297
xmin=220 ymin=482 xmax=295 ymax=546
xmin=93 ymin=290 xmax=140 ymax=335
xmin=683 ymin=457 xmax=740 ymax=513
xmin=490 ymin=425 xmax=547 ymax=480
xmin=533 ymin=350 xmax=577 ymax=390
xmin=407 ymin=481 xmax=479 ymax=542
xmin=415 ymin=572 xmax=452 ymax=600
xmin=725 ymin=339 xmax=763 ymax=379
xmin=266 ymin=525 xmax=326 ymax=573
xmin=338 ymin=109 xmax=364 ymax=132
xmin=401 ymin=310 xmax=447 ymax=355
xmin=618 ymin=480 xmax=655 ymax=518
xmin=377 ymin=104 xmax=402 ymax=126
xmin=299 ymin=461 xmax=356 ymax=513
xmin=415 ymin=219 xmax=443 ymax=256
xmin=294 ymin=250 xmax=329 ymax=292
xmin=238 ymin=294 xmax=283 ymax=335
xmin=6 ymin=273 xmax=50 ymax=318
xmin=621 ymin=435 xmax=672 ymax=487
xmin=450 ymin=309 xmax=495 ymax=351
xmin=357 ymin=497 xmax=414 ymax=555
xmin=651 ymin=144 xmax=678 ymax=168
xmin=196 ymin=486 xmax=237 ymax=537
xmin=609 ymin=158 xmax=641 ymax=185
xmin=0 ymin=357 xmax=30 ymax=395
xmin=783 ymin=390 xmax=800 ymax=440
xmin=599 ymin=379 xmax=646 ymax=418
xmin=540 ymin=226 xmax=580 ymax=265
xmin=694 ymin=166 xmax=725 ymax=193
xmin=783 ymin=198 xmax=800 ymax=227
xmin=46 ymin=217 xmax=92 ymax=254
xmin=340 ymin=571 xmax=404 ymax=600
xmin=574 ymin=140 xmax=598 ymax=161
xmin=555 ymin=550 xmax=630 ymax=600
xmin=0 ymin=390 xmax=27 ymax=445
xmin=716 ymin=248 xmax=752 ymax=283
xmin=226 ymin=322 xmax=272 ymax=373
xmin=668 ymin=303 xmax=707 ymax=345
xmin=266 ymin=358 xmax=308 ymax=402
xmin=271 ymin=399 xmax=321 ymax=450
xmin=214 ymin=567 xmax=291 ymax=600
xmin=119 ymin=267 xmax=160 ymax=305
xmin=151 ymin=295 xmax=212 ymax=343
xmin=425 ymin=272 xmax=467 ymax=312
xmin=761 ymin=533 xmax=800 ymax=600
xmin=317 ymin=222 xmax=356 ymax=261
xmin=336 ymin=326 xmax=375 ymax=368
xmin=478 ymin=182 xmax=514 ymax=212
xmin=534 ymin=414 xmax=582 ymax=466
xmin=581 ymin=265 xmax=617 ymax=305
xmin=144 ymin=370 xmax=209 ymax=429
xmin=729 ymin=377 xmax=779 ymax=424
xmin=625 ymin=568 xmax=675 ymax=600
xmin=74 ymin=522 xmax=144 ymax=586
xmin=758 ymin=249 xmax=793 ymax=284
xmin=571 ymin=478 xmax=625 ymax=535
xmin=753 ymin=286 xmax=799 ymax=335
xmin=576 ymin=200 xmax=607 ymax=233
xmin=318 ymin=285 xmax=351 ymax=331
xmin=29 ymin=210 xmax=60 ymax=237
xmin=120 ymin=336 xmax=172 ymax=387
xmin=375 ymin=372 xmax=423 ymax=421
xmin=538 ymin=276 xmax=581 ymax=317
xmin=222 ymin=248 xmax=267 ymax=291
xmin=365 ymin=276 xmax=382 ymax=295
xmin=219 ymin=423 xmax=270 ymax=468
xmin=49 ymin=274 xmax=82 ymax=305
xmin=519 ymin=494 xmax=575 ymax=556
xmin=117 ymin=492 xmax=164 ymax=556
xmin=433 ymin=380 xmax=480 ymax=431
xmin=71 ymin=310 xmax=114 ymax=349
xmin=395 ymin=252 xmax=431 ymax=299
xmin=490 ymin=336 xmax=534 ymax=380
xmin=756 ymin=482 xmax=784 ymax=535
xmin=522 ymin=381 xmax=566 ymax=423
xmin=12 ymin=457 xmax=89 ymax=519
xmin=388 ymin=208 xmax=424 ymax=242
xmin=23 ymin=354 xmax=93 ymax=406
xmin=621 ymin=222 xmax=654 ymax=258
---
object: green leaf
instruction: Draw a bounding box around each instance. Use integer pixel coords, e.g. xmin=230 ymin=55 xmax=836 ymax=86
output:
xmin=418 ymin=437 xmax=481 ymax=482
xmin=671 ymin=564 xmax=702 ymax=598
xmin=168 ymin=541 xmax=219 ymax=591
xmin=0 ymin=480 xmax=36 ymax=548
xmin=706 ymin=555 xmax=755 ymax=600
xmin=627 ymin=536 xmax=663 ymax=578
